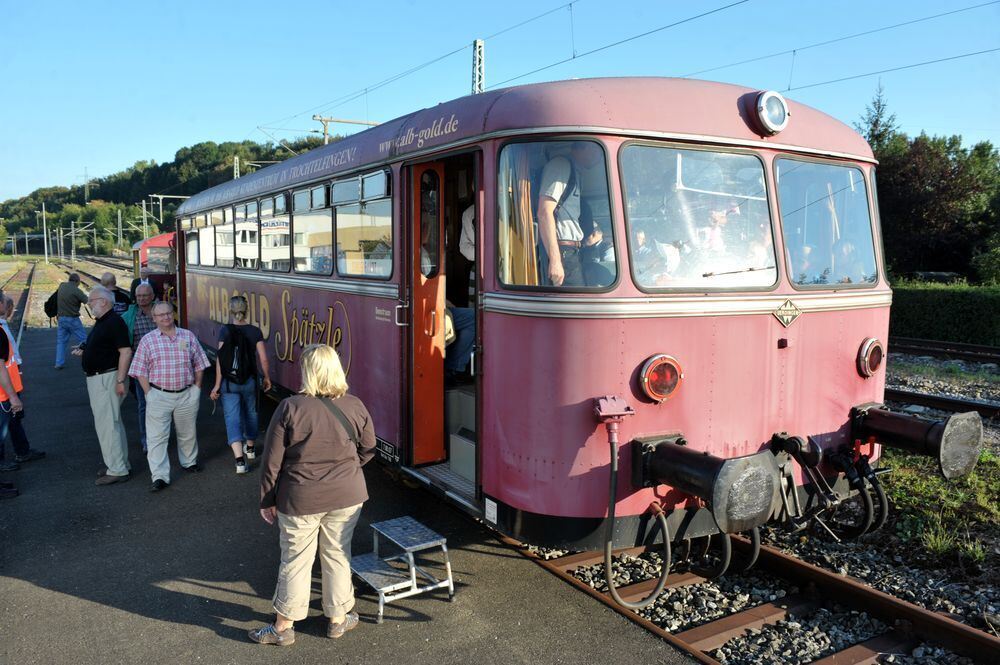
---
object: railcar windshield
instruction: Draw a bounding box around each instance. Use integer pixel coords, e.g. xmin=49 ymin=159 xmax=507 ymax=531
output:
xmin=498 ymin=140 xmax=617 ymax=289
xmin=620 ymin=145 xmax=776 ymax=290
xmin=776 ymin=159 xmax=877 ymax=287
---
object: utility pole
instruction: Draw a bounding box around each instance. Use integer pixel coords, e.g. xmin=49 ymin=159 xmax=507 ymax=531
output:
xmin=148 ymin=195 xmax=190 ymax=230
xmin=141 ymin=201 xmax=149 ymax=239
xmin=117 ymin=209 xmax=123 ymax=248
xmin=24 ymin=230 xmax=28 ymax=256
xmin=79 ymin=167 xmax=98 ymax=203
xmin=473 ymin=39 xmax=485 ymax=94
xmin=234 ymin=155 xmax=240 ymax=179
xmin=59 ymin=228 xmax=64 ymax=260
xmin=71 ymin=221 xmax=76 ymax=262
xmin=42 ymin=203 xmax=49 ymax=263
xmin=93 ymin=226 xmax=98 ymax=254
xmin=312 ymin=115 xmax=379 ymax=144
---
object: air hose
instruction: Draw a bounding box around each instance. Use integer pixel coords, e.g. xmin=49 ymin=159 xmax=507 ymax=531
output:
xmin=604 ymin=436 xmax=671 ymax=609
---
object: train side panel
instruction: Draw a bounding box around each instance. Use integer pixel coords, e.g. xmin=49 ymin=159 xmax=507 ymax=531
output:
xmin=184 ymin=271 xmax=403 ymax=448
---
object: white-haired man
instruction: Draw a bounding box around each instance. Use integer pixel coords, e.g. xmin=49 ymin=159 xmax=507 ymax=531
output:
xmin=72 ymin=286 xmax=133 ymax=485
xmin=129 ymin=301 xmax=209 ymax=492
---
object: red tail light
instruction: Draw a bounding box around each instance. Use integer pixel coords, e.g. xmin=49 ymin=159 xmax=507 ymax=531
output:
xmin=857 ymin=338 xmax=884 ymax=378
xmin=640 ymin=354 xmax=683 ymax=402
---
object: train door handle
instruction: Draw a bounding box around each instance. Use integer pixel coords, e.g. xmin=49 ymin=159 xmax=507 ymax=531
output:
xmin=428 ymin=310 xmax=437 ymax=336
xmin=394 ymin=304 xmax=409 ymax=327
xmin=470 ymin=349 xmax=476 ymax=377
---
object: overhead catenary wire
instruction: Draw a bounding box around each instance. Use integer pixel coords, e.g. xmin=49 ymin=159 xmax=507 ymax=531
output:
xmin=786 ymin=46 xmax=1000 ymax=91
xmin=488 ymin=0 xmax=751 ymax=89
xmin=679 ymin=0 xmax=1000 ymax=79
xmin=258 ymin=1 xmax=584 ymax=135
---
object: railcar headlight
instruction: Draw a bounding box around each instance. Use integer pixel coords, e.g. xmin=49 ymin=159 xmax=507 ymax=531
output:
xmin=857 ymin=338 xmax=884 ymax=378
xmin=756 ymin=90 xmax=789 ymax=135
xmin=640 ymin=354 xmax=683 ymax=402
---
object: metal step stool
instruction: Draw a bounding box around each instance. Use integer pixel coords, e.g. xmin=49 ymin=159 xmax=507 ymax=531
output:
xmin=351 ymin=516 xmax=455 ymax=623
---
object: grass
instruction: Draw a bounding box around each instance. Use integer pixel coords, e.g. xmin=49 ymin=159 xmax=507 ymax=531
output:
xmin=881 ymin=448 xmax=999 ymax=568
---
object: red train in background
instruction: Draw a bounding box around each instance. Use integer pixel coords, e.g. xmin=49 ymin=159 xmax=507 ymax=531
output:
xmin=170 ymin=78 xmax=982 ymax=604
xmin=132 ymin=231 xmax=177 ymax=307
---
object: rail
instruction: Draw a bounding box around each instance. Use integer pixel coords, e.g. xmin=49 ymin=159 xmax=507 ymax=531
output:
xmin=884 ymin=388 xmax=999 ymax=419
xmin=508 ymin=538 xmax=1000 ymax=664
xmin=16 ymin=262 xmax=37 ymax=345
xmin=889 ymin=337 xmax=1000 ymax=364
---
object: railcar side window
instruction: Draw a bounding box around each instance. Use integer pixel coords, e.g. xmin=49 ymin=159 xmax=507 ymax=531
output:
xmin=335 ymin=201 xmax=392 ymax=278
xmin=620 ymin=145 xmax=776 ymax=290
xmin=261 ymin=195 xmax=291 ymax=272
xmin=198 ymin=213 xmax=216 ymax=267
xmin=775 ymin=159 xmax=877 ymax=287
xmin=236 ymin=202 xmax=259 ymax=269
xmin=292 ymin=187 xmax=333 ymax=275
xmin=185 ymin=232 xmax=199 ymax=267
xmin=216 ymin=208 xmax=234 ymax=268
xmin=498 ymin=140 xmax=616 ymax=289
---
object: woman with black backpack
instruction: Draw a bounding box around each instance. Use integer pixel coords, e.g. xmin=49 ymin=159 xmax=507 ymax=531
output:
xmin=209 ymin=296 xmax=272 ymax=474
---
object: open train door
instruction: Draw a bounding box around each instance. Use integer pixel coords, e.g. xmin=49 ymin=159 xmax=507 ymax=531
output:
xmin=409 ymin=162 xmax=447 ymax=465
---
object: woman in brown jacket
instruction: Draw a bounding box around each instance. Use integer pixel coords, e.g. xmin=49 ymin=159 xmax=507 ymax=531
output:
xmin=249 ymin=344 xmax=376 ymax=646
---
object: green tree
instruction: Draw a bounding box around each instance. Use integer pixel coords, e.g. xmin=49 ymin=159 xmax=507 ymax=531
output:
xmin=854 ymin=83 xmax=899 ymax=155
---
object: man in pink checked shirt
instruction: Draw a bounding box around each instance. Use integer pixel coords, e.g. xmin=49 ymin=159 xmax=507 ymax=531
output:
xmin=128 ymin=301 xmax=210 ymax=493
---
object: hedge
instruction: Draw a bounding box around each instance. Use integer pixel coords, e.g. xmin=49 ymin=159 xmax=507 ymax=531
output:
xmin=889 ymin=281 xmax=1000 ymax=345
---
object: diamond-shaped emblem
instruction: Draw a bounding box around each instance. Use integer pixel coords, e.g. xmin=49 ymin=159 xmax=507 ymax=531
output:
xmin=773 ymin=299 xmax=802 ymax=327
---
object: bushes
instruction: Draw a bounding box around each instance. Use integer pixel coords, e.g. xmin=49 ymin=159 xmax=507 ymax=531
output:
xmin=889 ymin=280 xmax=1000 ymax=345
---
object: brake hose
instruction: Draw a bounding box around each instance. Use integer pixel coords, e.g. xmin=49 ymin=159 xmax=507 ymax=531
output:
xmin=604 ymin=437 xmax=671 ymax=609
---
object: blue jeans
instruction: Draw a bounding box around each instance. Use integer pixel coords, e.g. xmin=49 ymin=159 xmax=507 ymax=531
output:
xmin=131 ymin=379 xmax=147 ymax=451
xmin=0 ymin=400 xmax=18 ymax=460
xmin=55 ymin=316 xmax=87 ymax=367
xmin=445 ymin=307 xmax=475 ymax=373
xmin=221 ymin=378 xmax=259 ymax=444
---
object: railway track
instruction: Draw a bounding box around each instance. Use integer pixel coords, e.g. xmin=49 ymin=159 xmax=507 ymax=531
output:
xmin=509 ymin=538 xmax=999 ymax=664
xmin=884 ymin=388 xmax=999 ymax=420
xmin=889 ymin=337 xmax=1000 ymax=364
xmin=80 ymin=254 xmax=132 ymax=272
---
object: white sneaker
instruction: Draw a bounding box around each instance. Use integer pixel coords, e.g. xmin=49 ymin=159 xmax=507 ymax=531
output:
xmin=243 ymin=444 xmax=256 ymax=460
xmin=236 ymin=461 xmax=248 ymax=474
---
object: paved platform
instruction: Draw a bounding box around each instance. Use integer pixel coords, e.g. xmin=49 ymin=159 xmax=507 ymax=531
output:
xmin=1 ymin=329 xmax=693 ymax=665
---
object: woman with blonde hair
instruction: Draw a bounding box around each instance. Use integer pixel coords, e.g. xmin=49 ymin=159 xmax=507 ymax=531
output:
xmin=209 ymin=295 xmax=271 ymax=474
xmin=249 ymin=343 xmax=376 ymax=646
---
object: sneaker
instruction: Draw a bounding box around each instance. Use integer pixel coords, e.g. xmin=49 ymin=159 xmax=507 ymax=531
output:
xmin=248 ymin=624 xmax=295 ymax=646
xmin=327 ymin=612 xmax=359 ymax=639
xmin=0 ymin=461 xmax=19 ymax=472
xmin=236 ymin=461 xmax=248 ymax=474
xmin=0 ymin=486 xmax=18 ymax=499
xmin=54 ymin=365 xmax=64 ymax=370
xmin=15 ymin=450 xmax=46 ymax=463
xmin=182 ymin=463 xmax=201 ymax=473
xmin=96 ymin=473 xmax=129 ymax=486
xmin=150 ymin=479 xmax=168 ymax=492
xmin=243 ymin=444 xmax=256 ymax=460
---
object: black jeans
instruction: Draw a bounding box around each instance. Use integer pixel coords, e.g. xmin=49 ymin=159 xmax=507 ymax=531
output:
xmin=0 ymin=398 xmax=29 ymax=460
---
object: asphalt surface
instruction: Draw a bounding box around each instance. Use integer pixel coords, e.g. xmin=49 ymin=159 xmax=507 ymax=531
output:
xmin=1 ymin=328 xmax=693 ymax=665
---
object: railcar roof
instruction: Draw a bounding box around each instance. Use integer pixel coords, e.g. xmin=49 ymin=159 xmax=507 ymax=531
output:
xmin=177 ymin=77 xmax=873 ymax=216
xmin=134 ymin=231 xmax=174 ymax=250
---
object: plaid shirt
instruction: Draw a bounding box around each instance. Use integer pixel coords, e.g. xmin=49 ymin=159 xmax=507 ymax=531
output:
xmin=129 ymin=326 xmax=210 ymax=391
xmin=132 ymin=308 xmax=157 ymax=351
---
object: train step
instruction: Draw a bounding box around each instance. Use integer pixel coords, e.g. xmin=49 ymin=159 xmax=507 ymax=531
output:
xmin=351 ymin=516 xmax=456 ymax=623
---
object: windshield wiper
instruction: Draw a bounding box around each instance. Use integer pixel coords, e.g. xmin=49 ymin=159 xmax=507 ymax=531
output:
xmin=701 ymin=265 xmax=775 ymax=278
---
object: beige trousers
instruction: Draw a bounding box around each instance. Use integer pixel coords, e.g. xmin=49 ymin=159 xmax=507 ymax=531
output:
xmin=273 ymin=503 xmax=363 ymax=622
xmin=86 ymin=372 xmax=129 ymax=477
xmin=144 ymin=385 xmax=200 ymax=484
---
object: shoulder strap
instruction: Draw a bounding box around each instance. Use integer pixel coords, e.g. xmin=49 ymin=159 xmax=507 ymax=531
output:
xmin=555 ymin=159 xmax=578 ymax=212
xmin=320 ymin=397 xmax=361 ymax=447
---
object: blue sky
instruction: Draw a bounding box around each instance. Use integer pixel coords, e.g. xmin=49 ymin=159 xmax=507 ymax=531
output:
xmin=1 ymin=0 xmax=997 ymax=203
